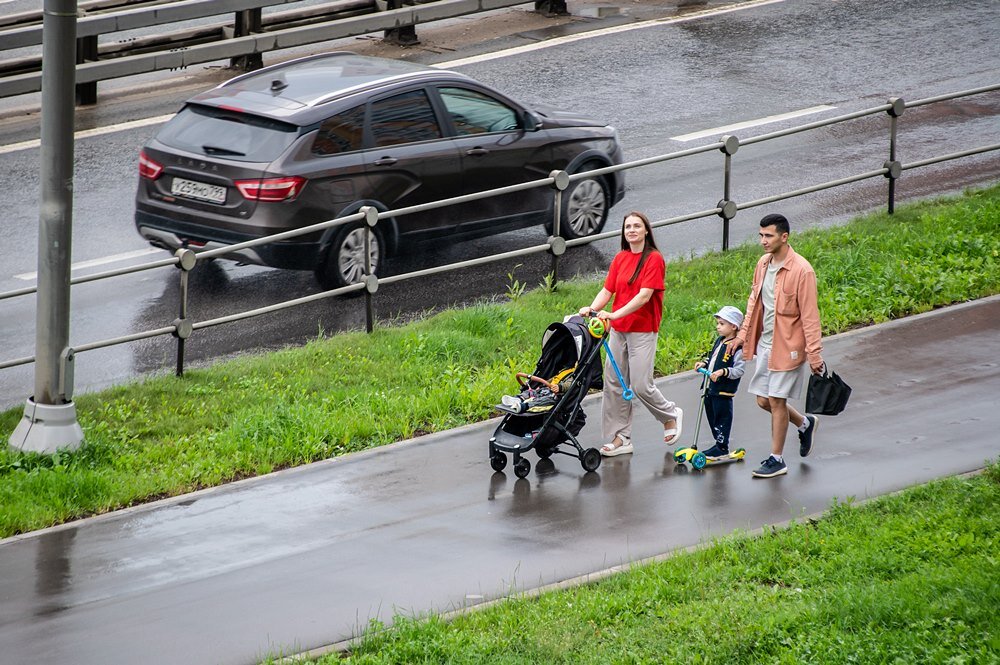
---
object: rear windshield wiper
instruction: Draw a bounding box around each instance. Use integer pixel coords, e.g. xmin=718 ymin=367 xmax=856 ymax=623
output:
xmin=202 ymin=145 xmax=246 ymax=156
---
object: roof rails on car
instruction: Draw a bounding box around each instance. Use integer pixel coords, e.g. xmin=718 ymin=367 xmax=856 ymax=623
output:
xmin=307 ymin=71 xmax=457 ymax=108
xmin=216 ymin=52 xmax=357 ymax=89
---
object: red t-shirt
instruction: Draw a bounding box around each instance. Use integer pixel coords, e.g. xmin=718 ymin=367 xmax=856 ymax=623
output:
xmin=603 ymin=249 xmax=665 ymax=333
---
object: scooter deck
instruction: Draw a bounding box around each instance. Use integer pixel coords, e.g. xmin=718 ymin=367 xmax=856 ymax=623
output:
xmin=705 ymin=448 xmax=746 ymax=465
xmin=674 ymin=447 xmax=746 ymax=469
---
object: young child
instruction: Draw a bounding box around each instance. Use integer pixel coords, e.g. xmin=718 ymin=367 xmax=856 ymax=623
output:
xmin=694 ymin=306 xmax=746 ymax=459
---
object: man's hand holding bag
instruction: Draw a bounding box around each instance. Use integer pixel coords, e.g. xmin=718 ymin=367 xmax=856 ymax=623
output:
xmin=806 ymin=365 xmax=852 ymax=416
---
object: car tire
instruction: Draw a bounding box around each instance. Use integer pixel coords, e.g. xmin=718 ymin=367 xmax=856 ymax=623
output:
xmin=555 ymin=163 xmax=611 ymax=239
xmin=315 ymin=223 xmax=383 ymax=290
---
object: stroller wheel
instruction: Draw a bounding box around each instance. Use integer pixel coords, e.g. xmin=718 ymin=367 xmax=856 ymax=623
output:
xmin=581 ymin=447 xmax=602 ymax=472
xmin=513 ymin=458 xmax=531 ymax=479
xmin=536 ymin=445 xmax=553 ymax=460
xmin=490 ymin=452 xmax=508 ymax=472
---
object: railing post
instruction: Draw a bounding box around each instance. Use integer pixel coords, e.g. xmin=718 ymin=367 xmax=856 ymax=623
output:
xmin=173 ymin=249 xmax=196 ymax=377
xmin=717 ymin=135 xmax=740 ymax=251
xmin=548 ymin=170 xmax=569 ymax=288
xmin=75 ymin=34 xmax=98 ymax=105
xmin=172 ymin=247 xmax=198 ymax=376
xmin=361 ymin=206 xmax=379 ymax=334
xmin=885 ymin=97 xmax=905 ymax=214
xmin=230 ymin=8 xmax=263 ymax=71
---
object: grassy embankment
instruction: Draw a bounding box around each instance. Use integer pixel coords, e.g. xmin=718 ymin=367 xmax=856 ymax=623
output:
xmin=1 ymin=185 xmax=999 ymax=537
xmin=293 ymin=465 xmax=1000 ymax=664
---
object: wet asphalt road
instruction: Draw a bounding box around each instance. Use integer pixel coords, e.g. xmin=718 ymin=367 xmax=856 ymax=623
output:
xmin=0 ymin=0 xmax=999 ymax=408
xmin=1 ymin=296 xmax=998 ymax=665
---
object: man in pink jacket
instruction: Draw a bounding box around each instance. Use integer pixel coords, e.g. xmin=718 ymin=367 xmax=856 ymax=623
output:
xmin=727 ymin=214 xmax=824 ymax=478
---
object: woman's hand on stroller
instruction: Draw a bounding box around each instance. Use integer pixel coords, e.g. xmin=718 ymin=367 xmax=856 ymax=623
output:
xmin=579 ymin=307 xmax=612 ymax=321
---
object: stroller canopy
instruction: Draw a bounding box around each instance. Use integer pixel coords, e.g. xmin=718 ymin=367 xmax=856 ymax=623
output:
xmin=535 ymin=315 xmax=602 ymax=383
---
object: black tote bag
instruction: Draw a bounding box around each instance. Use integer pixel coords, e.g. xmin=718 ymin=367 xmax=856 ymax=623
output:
xmin=806 ymin=366 xmax=852 ymax=416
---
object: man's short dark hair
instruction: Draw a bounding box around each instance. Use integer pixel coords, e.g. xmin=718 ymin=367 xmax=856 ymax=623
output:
xmin=760 ymin=213 xmax=790 ymax=234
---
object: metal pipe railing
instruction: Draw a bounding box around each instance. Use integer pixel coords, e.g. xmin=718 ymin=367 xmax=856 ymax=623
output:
xmin=1 ymin=82 xmax=997 ymax=384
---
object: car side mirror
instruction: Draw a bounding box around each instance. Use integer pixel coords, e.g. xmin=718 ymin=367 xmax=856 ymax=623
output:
xmin=522 ymin=111 xmax=543 ymax=131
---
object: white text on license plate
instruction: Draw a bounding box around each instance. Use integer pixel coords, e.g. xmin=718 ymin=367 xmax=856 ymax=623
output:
xmin=171 ymin=177 xmax=226 ymax=204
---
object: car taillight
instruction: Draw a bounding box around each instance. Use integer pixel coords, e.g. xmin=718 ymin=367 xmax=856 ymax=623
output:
xmin=235 ymin=176 xmax=306 ymax=202
xmin=139 ymin=150 xmax=163 ymax=180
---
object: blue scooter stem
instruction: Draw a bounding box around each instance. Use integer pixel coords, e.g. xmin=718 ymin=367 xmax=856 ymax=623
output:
xmin=601 ymin=337 xmax=634 ymax=401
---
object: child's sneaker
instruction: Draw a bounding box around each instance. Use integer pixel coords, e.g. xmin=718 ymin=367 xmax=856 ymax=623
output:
xmin=752 ymin=456 xmax=787 ymax=478
xmin=702 ymin=444 xmax=730 ymax=460
xmin=501 ymin=395 xmax=523 ymax=409
xmin=799 ymin=414 xmax=818 ymax=457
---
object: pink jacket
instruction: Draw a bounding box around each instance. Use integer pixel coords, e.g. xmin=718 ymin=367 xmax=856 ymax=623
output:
xmin=737 ymin=246 xmax=823 ymax=371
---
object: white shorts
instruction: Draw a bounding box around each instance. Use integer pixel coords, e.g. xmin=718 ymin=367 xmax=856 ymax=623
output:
xmin=747 ymin=345 xmax=809 ymax=400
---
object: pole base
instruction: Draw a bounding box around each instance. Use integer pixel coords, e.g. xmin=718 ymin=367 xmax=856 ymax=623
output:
xmin=8 ymin=398 xmax=84 ymax=454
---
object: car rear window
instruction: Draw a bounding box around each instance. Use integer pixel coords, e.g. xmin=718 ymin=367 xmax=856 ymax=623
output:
xmin=312 ymin=105 xmax=366 ymax=156
xmin=156 ymin=105 xmax=300 ymax=162
xmin=370 ymin=90 xmax=442 ymax=147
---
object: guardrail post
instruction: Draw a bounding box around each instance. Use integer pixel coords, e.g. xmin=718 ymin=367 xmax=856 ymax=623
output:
xmin=75 ymin=35 xmax=98 ymax=105
xmin=885 ymin=97 xmax=905 ymax=214
xmin=717 ymin=135 xmax=740 ymax=251
xmin=230 ymin=9 xmax=263 ymax=71
xmin=361 ymin=206 xmax=379 ymax=334
xmin=173 ymin=249 xmax=196 ymax=376
xmin=548 ymin=170 xmax=569 ymax=287
xmin=382 ymin=0 xmax=418 ymax=45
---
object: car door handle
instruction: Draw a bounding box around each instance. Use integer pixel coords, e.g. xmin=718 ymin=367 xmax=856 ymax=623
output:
xmin=373 ymin=156 xmax=398 ymax=166
xmin=465 ymin=148 xmax=489 ymax=156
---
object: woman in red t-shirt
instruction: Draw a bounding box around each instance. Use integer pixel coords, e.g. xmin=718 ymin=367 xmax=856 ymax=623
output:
xmin=579 ymin=211 xmax=683 ymax=456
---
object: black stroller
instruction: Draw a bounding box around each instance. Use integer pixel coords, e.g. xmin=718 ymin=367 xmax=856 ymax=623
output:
xmin=488 ymin=314 xmax=605 ymax=478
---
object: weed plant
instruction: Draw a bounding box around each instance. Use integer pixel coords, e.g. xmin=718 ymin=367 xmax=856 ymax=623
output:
xmin=317 ymin=466 xmax=1000 ymax=664
xmin=1 ymin=185 xmax=999 ymax=537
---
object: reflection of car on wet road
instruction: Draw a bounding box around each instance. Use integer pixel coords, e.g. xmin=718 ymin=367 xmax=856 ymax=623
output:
xmin=135 ymin=52 xmax=626 ymax=288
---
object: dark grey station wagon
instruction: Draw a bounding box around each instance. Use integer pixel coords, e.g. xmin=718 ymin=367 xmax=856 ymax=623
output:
xmin=135 ymin=52 xmax=626 ymax=288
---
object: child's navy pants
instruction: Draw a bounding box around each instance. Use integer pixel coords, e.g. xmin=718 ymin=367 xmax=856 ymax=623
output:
xmin=704 ymin=394 xmax=734 ymax=450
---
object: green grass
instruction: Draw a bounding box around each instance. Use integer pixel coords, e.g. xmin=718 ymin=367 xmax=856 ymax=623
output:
xmin=1 ymin=184 xmax=1000 ymax=537
xmin=303 ymin=465 xmax=1000 ymax=665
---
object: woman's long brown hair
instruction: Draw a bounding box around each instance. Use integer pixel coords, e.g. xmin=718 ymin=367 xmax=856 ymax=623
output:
xmin=620 ymin=211 xmax=660 ymax=284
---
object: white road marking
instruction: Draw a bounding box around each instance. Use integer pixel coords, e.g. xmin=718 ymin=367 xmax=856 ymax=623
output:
xmin=437 ymin=0 xmax=787 ymax=68
xmin=0 ymin=114 xmax=175 ymax=156
xmin=14 ymin=248 xmax=163 ymax=281
xmin=669 ymin=105 xmax=838 ymax=142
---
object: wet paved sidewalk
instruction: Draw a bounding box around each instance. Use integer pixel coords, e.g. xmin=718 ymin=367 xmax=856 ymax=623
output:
xmin=1 ymin=297 xmax=998 ymax=664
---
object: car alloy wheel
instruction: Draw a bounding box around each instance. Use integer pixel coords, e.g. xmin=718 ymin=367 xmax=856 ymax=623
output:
xmin=564 ymin=176 xmax=609 ymax=238
xmin=337 ymin=226 xmax=380 ymax=286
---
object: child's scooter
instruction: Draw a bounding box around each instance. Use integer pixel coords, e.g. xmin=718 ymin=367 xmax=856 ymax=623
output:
xmin=674 ymin=367 xmax=745 ymax=469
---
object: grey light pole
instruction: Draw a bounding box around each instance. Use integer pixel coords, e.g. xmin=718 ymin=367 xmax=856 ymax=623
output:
xmin=8 ymin=0 xmax=84 ymax=453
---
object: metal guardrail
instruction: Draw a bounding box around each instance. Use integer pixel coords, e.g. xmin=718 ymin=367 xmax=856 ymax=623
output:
xmin=0 ymin=0 xmax=535 ymax=101
xmin=1 ymin=84 xmax=998 ymax=383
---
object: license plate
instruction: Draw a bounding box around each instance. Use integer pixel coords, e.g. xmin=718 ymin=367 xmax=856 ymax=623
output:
xmin=171 ymin=177 xmax=226 ymax=204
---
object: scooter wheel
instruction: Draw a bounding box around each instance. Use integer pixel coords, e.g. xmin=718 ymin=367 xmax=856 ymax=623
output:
xmin=673 ymin=450 xmax=687 ymax=464
xmin=692 ymin=452 xmax=708 ymax=470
